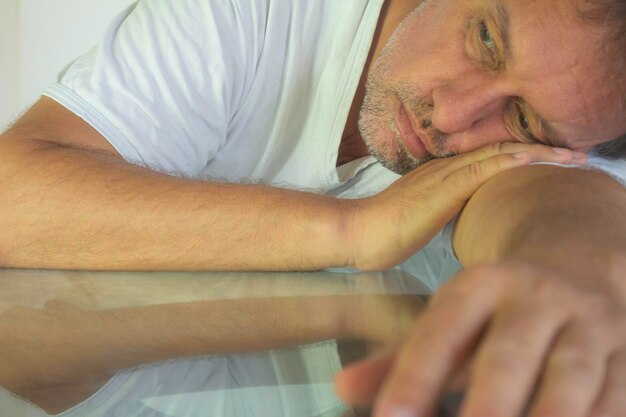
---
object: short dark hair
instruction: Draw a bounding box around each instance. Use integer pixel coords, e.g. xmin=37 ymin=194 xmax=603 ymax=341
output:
xmin=580 ymin=0 xmax=626 ymax=159
xmin=591 ymin=133 xmax=626 ymax=159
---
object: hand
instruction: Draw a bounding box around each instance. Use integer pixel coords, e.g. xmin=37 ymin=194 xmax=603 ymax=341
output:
xmin=335 ymin=262 xmax=626 ymax=417
xmin=346 ymin=143 xmax=586 ymax=271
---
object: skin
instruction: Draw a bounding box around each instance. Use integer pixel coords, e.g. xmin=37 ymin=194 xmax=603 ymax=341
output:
xmin=336 ymin=0 xmax=626 ymax=416
xmin=338 ymin=167 xmax=626 ymax=417
xmin=0 ymin=0 xmax=624 ymax=415
xmin=356 ymin=0 xmax=626 ymax=174
xmin=0 ymin=270 xmax=426 ymax=413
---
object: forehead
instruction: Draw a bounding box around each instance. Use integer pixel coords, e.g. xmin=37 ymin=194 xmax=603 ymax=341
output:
xmin=496 ymin=0 xmax=625 ymax=147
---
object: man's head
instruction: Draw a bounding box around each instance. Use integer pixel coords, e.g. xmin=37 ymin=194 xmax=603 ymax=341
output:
xmin=359 ymin=0 xmax=626 ymax=174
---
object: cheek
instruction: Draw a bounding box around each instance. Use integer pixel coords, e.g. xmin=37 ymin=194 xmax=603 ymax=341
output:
xmin=382 ymin=3 xmax=468 ymax=86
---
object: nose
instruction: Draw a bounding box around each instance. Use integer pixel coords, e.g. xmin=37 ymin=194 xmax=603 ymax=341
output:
xmin=430 ymin=74 xmax=508 ymax=135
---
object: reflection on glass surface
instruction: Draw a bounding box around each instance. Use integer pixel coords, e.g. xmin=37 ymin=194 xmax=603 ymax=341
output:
xmin=0 ymin=269 xmax=433 ymax=417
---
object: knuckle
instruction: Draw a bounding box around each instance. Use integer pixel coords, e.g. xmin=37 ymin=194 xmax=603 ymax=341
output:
xmin=488 ymin=142 xmax=504 ymax=154
xmin=579 ymin=293 xmax=614 ymax=321
xmin=459 ymin=161 xmax=484 ymax=183
xmin=499 ymin=142 xmax=521 ymax=152
xmin=485 ymin=339 xmax=538 ymax=368
xmin=551 ymin=345 xmax=599 ymax=373
xmin=529 ymin=277 xmax=564 ymax=302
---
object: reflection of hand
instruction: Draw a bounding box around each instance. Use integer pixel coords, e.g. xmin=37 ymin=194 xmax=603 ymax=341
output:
xmin=0 ymin=300 xmax=104 ymax=393
xmin=344 ymin=294 xmax=426 ymax=345
xmin=0 ymin=300 xmax=115 ymax=414
xmin=335 ymin=262 xmax=626 ymax=417
xmin=346 ymin=143 xmax=585 ymax=271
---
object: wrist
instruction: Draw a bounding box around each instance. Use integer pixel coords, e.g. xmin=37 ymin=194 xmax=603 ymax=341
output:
xmin=334 ymin=197 xmax=361 ymax=269
xmin=338 ymin=195 xmax=399 ymax=271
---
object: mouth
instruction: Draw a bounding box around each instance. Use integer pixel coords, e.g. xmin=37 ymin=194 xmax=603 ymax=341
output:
xmin=396 ymin=102 xmax=430 ymax=160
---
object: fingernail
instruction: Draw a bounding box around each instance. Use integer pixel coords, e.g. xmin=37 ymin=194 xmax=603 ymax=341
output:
xmin=375 ymin=403 xmax=417 ymax=417
xmin=513 ymin=152 xmax=528 ymax=160
xmin=572 ymin=151 xmax=587 ymax=159
xmin=387 ymin=406 xmax=416 ymax=417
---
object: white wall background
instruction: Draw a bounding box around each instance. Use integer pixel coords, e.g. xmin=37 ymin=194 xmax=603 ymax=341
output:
xmin=0 ymin=0 xmax=135 ymax=131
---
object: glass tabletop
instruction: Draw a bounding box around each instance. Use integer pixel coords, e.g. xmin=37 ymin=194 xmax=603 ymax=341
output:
xmin=0 ymin=269 xmax=461 ymax=417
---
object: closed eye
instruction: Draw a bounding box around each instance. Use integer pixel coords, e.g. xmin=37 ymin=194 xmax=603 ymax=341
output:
xmin=505 ymin=99 xmax=549 ymax=144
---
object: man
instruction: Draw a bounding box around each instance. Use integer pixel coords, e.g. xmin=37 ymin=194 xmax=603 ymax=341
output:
xmin=0 ymin=0 xmax=624 ymax=416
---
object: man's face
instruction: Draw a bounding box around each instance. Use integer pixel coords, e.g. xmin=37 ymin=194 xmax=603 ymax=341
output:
xmin=360 ymin=0 xmax=626 ymax=174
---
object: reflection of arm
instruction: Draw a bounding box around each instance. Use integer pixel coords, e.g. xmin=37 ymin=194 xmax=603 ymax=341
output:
xmin=454 ymin=165 xmax=626 ymax=283
xmin=0 ymin=293 xmax=423 ymax=412
xmin=0 ymin=269 xmax=426 ymax=311
xmin=1 ymin=297 xmax=342 ymax=394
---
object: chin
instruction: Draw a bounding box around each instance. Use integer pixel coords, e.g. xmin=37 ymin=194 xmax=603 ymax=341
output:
xmin=359 ymin=117 xmax=421 ymax=175
xmin=359 ymin=77 xmax=423 ymax=174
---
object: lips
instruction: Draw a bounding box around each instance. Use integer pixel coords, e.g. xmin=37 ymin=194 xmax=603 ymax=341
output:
xmin=396 ymin=103 xmax=429 ymax=159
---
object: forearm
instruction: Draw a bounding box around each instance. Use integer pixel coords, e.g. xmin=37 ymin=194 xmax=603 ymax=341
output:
xmin=0 ymin=137 xmax=350 ymax=271
xmin=454 ymin=165 xmax=626 ymax=288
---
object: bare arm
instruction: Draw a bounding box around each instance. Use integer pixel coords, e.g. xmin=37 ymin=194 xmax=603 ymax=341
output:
xmin=336 ymin=165 xmax=626 ymax=417
xmin=1 ymin=98 xmax=581 ymax=271
xmin=0 ymin=98 xmax=349 ymax=271
xmin=454 ymin=165 xmax=626 ymax=286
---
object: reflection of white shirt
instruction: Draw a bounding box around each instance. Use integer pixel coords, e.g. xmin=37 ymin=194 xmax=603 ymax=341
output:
xmin=53 ymin=344 xmax=347 ymax=417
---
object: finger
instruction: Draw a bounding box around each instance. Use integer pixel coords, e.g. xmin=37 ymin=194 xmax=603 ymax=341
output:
xmin=459 ymin=301 xmax=568 ymax=417
xmin=435 ymin=142 xmax=585 ymax=175
xmin=372 ymin=270 xmax=501 ymax=417
xmin=442 ymin=152 xmax=535 ymax=201
xmin=589 ymin=349 xmax=626 ymax=417
xmin=335 ymin=346 xmax=473 ymax=407
xmin=335 ymin=348 xmax=396 ymax=406
xmin=528 ymin=322 xmax=608 ymax=417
